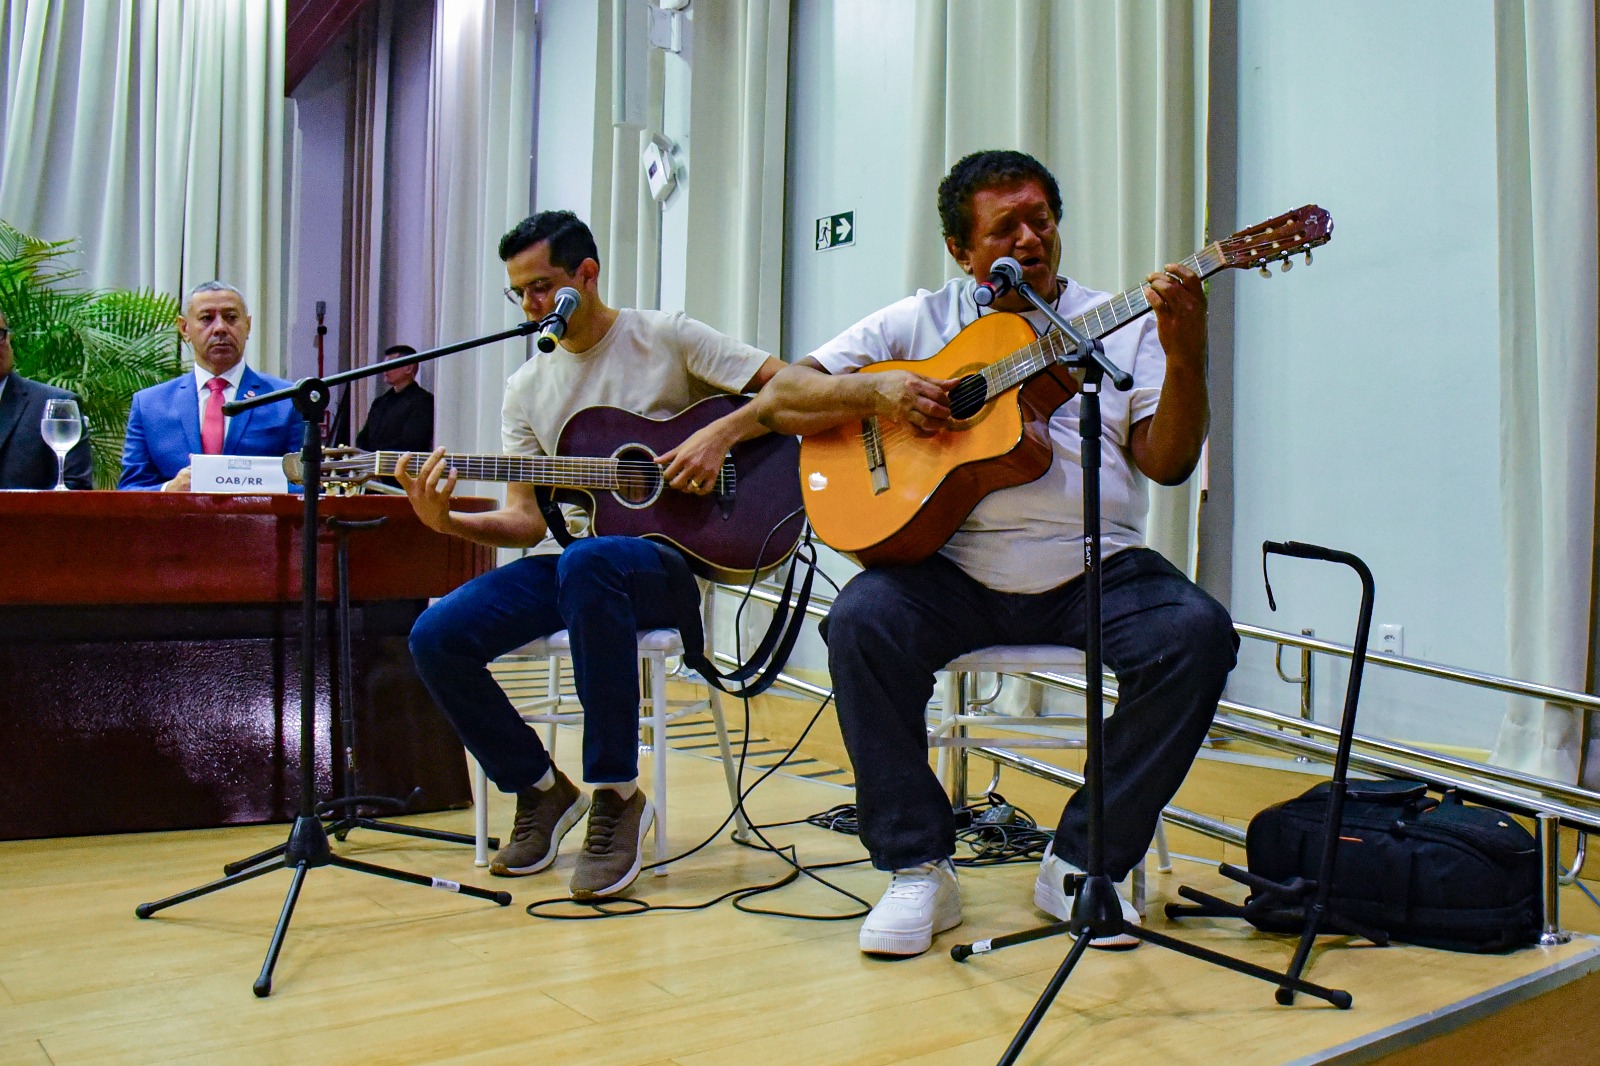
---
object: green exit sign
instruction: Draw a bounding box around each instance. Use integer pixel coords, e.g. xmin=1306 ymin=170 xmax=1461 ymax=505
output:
xmin=815 ymin=211 xmax=854 ymax=250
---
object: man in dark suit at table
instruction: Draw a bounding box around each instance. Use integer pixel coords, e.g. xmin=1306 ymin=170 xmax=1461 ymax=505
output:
xmin=356 ymin=345 xmax=434 ymax=455
xmin=119 ymin=281 xmax=304 ymax=491
xmin=0 ymin=306 xmax=93 ymax=490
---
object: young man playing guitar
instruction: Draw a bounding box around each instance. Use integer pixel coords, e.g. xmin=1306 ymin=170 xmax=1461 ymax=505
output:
xmin=399 ymin=211 xmax=782 ymax=898
xmin=755 ymin=150 xmax=1238 ymax=956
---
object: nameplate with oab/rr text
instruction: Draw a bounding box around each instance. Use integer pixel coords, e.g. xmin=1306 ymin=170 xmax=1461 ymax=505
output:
xmin=189 ymin=454 xmax=290 ymax=494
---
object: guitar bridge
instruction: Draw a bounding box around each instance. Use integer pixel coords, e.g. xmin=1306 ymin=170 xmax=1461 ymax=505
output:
xmin=715 ymin=457 xmax=735 ymax=518
xmin=862 ymin=418 xmax=890 ymax=496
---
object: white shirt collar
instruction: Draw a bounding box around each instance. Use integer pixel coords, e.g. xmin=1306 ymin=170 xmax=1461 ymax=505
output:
xmin=194 ymin=361 xmax=248 ymax=392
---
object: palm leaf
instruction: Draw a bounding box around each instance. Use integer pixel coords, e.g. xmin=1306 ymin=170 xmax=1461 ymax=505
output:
xmin=1 ymin=222 xmax=183 ymax=487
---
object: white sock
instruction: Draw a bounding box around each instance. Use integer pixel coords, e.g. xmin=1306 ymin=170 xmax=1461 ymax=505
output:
xmin=530 ymin=768 xmax=555 ymax=792
xmin=595 ymin=780 xmax=637 ymax=800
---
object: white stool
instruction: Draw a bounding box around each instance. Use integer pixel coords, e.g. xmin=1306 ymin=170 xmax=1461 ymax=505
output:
xmin=933 ymin=644 xmax=1171 ymax=907
xmin=471 ymin=627 xmax=749 ymax=870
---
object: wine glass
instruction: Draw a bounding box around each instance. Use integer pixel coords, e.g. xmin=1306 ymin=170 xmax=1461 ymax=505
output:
xmin=41 ymin=397 xmax=82 ymax=491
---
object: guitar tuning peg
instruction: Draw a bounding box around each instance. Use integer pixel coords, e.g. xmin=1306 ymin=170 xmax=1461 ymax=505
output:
xmin=1258 ymin=264 xmax=1272 ymax=278
xmin=1304 ymin=249 xmax=1313 ymax=266
xmin=1280 ymin=258 xmax=1292 ymax=272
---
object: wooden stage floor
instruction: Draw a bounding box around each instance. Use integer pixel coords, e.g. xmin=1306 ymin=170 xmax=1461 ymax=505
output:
xmin=3 ymin=726 xmax=1597 ymax=1065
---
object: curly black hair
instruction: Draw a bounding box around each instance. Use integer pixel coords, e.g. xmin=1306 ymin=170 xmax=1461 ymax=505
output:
xmin=497 ymin=210 xmax=600 ymax=272
xmin=937 ymin=150 xmax=1063 ymax=248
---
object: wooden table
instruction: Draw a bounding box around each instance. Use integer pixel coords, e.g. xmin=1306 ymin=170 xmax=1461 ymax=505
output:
xmin=0 ymin=490 xmax=496 ymax=840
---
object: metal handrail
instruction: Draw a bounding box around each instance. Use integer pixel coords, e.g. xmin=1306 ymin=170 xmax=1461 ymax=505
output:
xmin=720 ymin=579 xmax=1600 ymax=822
xmin=1234 ymin=622 xmax=1600 ymax=712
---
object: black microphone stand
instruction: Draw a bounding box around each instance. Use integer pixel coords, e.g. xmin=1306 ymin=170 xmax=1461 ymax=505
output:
xmin=947 ymin=282 xmax=1349 ymax=1065
xmin=135 ymin=322 xmax=539 ymax=996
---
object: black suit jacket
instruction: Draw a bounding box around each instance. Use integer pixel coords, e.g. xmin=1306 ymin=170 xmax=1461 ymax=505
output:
xmin=356 ymin=384 xmax=434 ymax=454
xmin=0 ymin=373 xmax=94 ymax=490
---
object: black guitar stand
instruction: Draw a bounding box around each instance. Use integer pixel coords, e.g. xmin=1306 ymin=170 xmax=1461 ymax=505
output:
xmin=1164 ymin=541 xmax=1380 ymax=1003
xmin=220 ymin=516 xmax=495 ymax=880
xmin=136 ymin=326 xmax=538 ymax=996
xmin=947 ymin=283 xmax=1349 ymax=1066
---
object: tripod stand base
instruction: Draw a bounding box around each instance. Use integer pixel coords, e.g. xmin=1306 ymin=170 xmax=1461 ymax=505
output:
xmin=953 ymin=870 xmax=1353 ymax=1066
xmin=222 ymin=816 xmax=498 ymax=877
xmin=136 ymin=815 xmax=512 ymax=996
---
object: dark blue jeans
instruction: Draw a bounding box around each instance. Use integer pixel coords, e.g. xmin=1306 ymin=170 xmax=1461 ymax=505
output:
xmin=409 ymin=536 xmax=693 ymax=792
xmin=824 ymin=546 xmax=1237 ymax=879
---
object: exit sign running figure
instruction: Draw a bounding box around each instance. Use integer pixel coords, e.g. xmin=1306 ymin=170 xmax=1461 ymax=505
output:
xmin=815 ymin=211 xmax=854 ymax=250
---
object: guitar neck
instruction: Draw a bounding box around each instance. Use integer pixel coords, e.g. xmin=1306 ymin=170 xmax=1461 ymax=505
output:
xmin=374 ymin=451 xmax=632 ymax=490
xmin=983 ymin=243 xmax=1227 ymax=394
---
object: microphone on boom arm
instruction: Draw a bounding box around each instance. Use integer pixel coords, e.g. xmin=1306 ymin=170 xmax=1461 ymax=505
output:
xmin=973 ymin=256 xmax=1024 ymax=308
xmin=535 ymin=288 xmax=581 ymax=353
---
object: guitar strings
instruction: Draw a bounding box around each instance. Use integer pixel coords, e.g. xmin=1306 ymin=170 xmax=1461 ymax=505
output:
xmin=356 ymin=452 xmax=734 ymax=492
xmin=866 ymin=246 xmax=1223 ymax=453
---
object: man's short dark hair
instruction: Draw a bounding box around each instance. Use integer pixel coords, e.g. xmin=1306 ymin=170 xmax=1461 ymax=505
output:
xmin=384 ymin=344 xmax=417 ymax=357
xmin=497 ymin=211 xmax=600 ymax=272
xmin=937 ymin=150 xmax=1063 ymax=249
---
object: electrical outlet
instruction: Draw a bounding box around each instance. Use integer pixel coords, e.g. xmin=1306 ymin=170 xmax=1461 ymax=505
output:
xmin=1377 ymin=623 xmax=1403 ymax=657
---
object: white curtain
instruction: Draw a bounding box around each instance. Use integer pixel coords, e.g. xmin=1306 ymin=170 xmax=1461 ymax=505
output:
xmin=1490 ymin=0 xmax=1599 ymax=784
xmin=342 ymin=1 xmax=396 ymax=424
xmin=901 ymin=0 xmax=1207 ymax=574
xmin=584 ymin=0 xmax=787 ymax=346
xmin=589 ymin=0 xmax=663 ymax=313
xmin=0 ymin=0 xmax=288 ymax=373
xmin=426 ymin=0 xmax=538 ymax=462
xmin=681 ymin=0 xmax=790 ymax=353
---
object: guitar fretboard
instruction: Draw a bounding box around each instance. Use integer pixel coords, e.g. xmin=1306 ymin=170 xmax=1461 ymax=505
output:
xmin=975 ymin=244 xmax=1225 ymax=398
xmin=367 ymin=451 xmax=732 ymax=493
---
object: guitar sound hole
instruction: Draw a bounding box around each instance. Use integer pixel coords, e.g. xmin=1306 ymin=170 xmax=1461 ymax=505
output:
xmin=613 ymin=446 xmax=660 ymax=507
xmin=948 ymin=374 xmax=988 ymax=420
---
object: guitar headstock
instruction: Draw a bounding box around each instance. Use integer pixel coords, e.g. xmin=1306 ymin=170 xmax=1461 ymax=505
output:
xmin=282 ymin=447 xmax=378 ymax=487
xmin=1218 ymin=205 xmax=1333 ymax=274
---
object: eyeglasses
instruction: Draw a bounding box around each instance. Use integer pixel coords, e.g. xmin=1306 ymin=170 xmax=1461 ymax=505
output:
xmin=502 ymin=287 xmax=523 ymax=307
xmin=0 ymin=328 xmax=10 ymax=342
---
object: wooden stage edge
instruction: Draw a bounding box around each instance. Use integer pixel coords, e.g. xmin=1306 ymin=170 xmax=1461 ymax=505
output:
xmin=4 ymin=725 xmax=1600 ymax=1065
xmin=1321 ymin=945 xmax=1600 ymax=1065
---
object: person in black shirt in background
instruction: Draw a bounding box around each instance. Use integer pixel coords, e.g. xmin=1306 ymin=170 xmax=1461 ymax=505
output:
xmin=356 ymin=345 xmax=434 ymax=456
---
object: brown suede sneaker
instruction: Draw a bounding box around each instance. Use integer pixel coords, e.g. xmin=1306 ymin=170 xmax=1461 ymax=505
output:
xmin=489 ymin=770 xmax=590 ymax=877
xmin=569 ymin=787 xmax=654 ymax=898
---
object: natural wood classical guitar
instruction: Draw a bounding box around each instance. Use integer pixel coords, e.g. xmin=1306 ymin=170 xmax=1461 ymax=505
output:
xmin=799 ymin=205 xmax=1334 ymax=567
xmin=287 ymin=396 xmax=805 ymax=584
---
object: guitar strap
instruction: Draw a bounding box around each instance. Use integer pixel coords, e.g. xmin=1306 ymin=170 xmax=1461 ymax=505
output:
xmin=658 ymin=530 xmax=816 ymax=701
xmin=533 ymin=487 xmax=576 ymax=548
xmin=537 ymin=482 xmax=812 ymax=699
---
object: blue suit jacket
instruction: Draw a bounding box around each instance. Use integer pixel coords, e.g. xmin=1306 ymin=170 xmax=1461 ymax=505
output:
xmin=119 ymin=366 xmax=305 ymax=490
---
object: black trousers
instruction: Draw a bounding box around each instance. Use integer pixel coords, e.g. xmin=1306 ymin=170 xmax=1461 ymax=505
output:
xmin=823 ymin=546 xmax=1237 ymax=879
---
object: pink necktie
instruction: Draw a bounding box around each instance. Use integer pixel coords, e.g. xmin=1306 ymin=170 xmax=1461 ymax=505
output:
xmin=202 ymin=377 xmax=227 ymax=454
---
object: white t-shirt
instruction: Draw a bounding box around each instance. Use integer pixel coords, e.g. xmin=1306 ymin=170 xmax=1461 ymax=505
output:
xmin=501 ymin=308 xmax=770 ymax=546
xmin=807 ymin=276 xmax=1167 ymax=594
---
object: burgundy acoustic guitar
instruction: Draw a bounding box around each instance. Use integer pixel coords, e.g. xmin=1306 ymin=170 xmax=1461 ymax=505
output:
xmin=798 ymin=205 xmax=1334 ymax=567
xmin=290 ymin=396 xmax=805 ymax=584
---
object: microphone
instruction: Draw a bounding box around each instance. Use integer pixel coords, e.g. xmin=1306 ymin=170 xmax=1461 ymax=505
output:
xmin=973 ymin=256 xmax=1023 ymax=307
xmin=535 ymin=287 xmax=581 ymax=353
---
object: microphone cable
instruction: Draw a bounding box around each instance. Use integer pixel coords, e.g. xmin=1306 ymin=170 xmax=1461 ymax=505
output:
xmin=524 ymin=515 xmax=872 ymax=923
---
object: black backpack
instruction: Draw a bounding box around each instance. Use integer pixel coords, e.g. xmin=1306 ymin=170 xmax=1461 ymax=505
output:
xmin=1244 ymin=779 xmax=1541 ymax=953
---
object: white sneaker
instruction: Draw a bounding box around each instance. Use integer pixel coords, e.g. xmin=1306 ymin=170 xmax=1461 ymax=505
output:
xmin=1033 ymin=850 xmax=1141 ymax=950
xmin=859 ymin=859 xmax=963 ymax=956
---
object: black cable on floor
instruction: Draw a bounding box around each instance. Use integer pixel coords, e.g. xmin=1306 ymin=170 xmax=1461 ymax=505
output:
xmin=801 ymin=792 xmax=1055 ymax=868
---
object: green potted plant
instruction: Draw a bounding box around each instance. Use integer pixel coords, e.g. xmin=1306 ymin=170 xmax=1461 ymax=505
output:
xmin=0 ymin=220 xmax=183 ymax=488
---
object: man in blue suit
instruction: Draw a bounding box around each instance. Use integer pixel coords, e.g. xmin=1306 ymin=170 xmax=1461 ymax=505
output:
xmin=119 ymin=281 xmax=303 ymax=491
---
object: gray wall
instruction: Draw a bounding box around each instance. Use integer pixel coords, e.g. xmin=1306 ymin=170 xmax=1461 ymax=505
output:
xmin=1223 ymin=0 xmax=1506 ymax=749
xmin=779 ymin=0 xmax=1511 ymax=750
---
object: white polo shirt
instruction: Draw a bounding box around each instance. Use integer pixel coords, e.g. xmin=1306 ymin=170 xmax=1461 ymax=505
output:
xmin=807 ymin=276 xmax=1167 ymax=594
